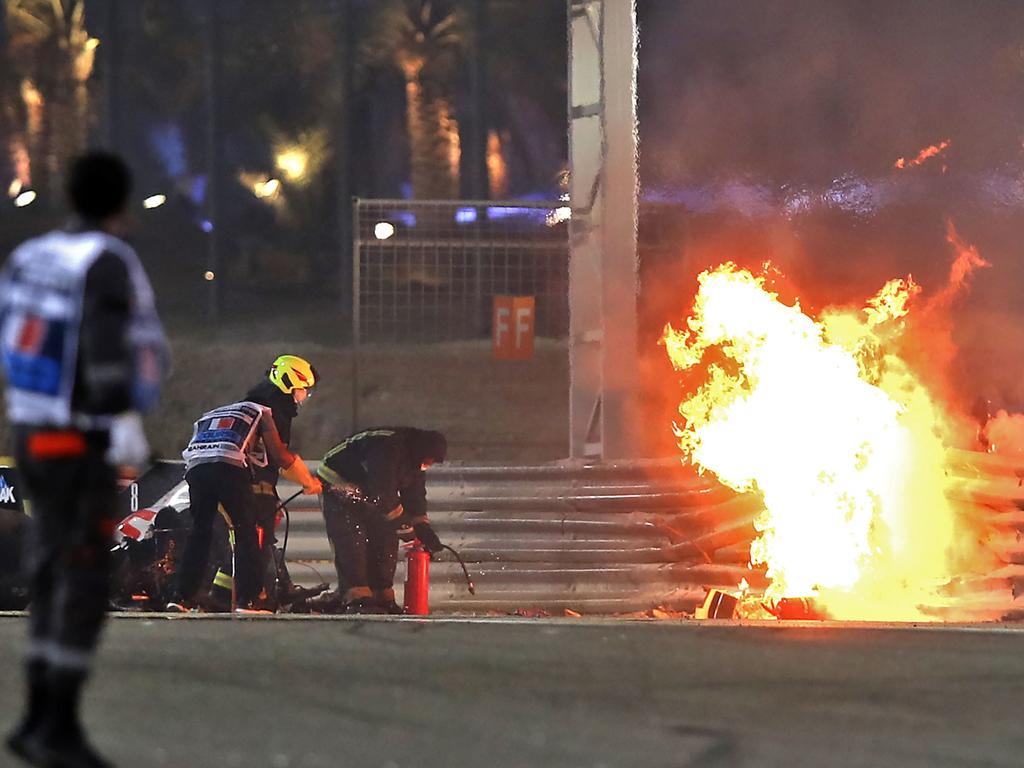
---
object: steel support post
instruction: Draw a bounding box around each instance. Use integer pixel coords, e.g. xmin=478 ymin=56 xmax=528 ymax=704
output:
xmin=567 ymin=0 xmax=640 ymax=459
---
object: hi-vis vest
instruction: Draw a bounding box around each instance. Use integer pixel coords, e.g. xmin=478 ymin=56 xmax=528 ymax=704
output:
xmin=182 ymin=401 xmax=272 ymax=471
xmin=0 ymin=230 xmax=168 ymax=428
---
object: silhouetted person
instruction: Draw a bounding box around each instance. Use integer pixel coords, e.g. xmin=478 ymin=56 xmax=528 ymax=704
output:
xmin=0 ymin=152 xmax=169 ymax=768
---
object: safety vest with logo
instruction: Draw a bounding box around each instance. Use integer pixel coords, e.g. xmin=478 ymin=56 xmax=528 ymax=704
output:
xmin=182 ymin=401 xmax=273 ymax=471
xmin=0 ymin=230 xmax=168 ymax=428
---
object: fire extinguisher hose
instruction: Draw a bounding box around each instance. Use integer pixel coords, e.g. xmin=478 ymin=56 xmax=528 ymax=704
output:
xmin=441 ymin=544 xmax=476 ymax=595
xmin=272 ymin=489 xmax=303 ymax=605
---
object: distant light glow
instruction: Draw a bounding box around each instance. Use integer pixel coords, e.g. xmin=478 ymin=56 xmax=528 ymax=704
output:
xmin=14 ymin=190 xmax=36 ymax=208
xmin=546 ymin=193 xmax=571 ymax=226
xmin=546 ymin=207 xmax=571 ymax=226
xmin=487 ymin=206 xmax=548 ymax=222
xmin=275 ymin=149 xmax=308 ymax=182
xmin=7 ymin=179 xmax=22 ymax=198
xmin=204 ymin=271 xmax=216 ymax=281
xmin=149 ymin=123 xmax=187 ymax=179
xmin=374 ymin=222 xmax=396 ymax=240
xmin=200 ymin=220 xmax=214 ymax=233
xmin=455 ymin=207 xmax=477 ymax=224
xmin=254 ymin=178 xmax=281 ymax=199
xmin=143 ymin=194 xmax=166 ymax=209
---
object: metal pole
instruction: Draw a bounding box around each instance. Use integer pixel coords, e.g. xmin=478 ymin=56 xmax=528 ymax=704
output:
xmin=203 ymin=0 xmax=224 ymax=320
xmin=100 ymin=0 xmax=121 ymax=150
xmin=567 ymin=0 xmax=640 ymax=459
xmin=335 ymin=0 xmax=354 ymax=315
xmin=350 ymin=197 xmax=361 ymax=432
xmin=598 ymin=0 xmax=639 ymax=458
xmin=567 ymin=0 xmax=604 ymax=457
xmin=466 ymin=0 xmax=490 ymax=200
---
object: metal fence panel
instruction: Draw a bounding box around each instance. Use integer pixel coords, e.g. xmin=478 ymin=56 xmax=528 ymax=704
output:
xmin=353 ymin=199 xmax=569 ymax=343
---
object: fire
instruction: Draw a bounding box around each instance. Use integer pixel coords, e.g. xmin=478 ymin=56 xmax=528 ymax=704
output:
xmin=662 ymin=260 xmax=980 ymax=621
xmin=894 ymin=139 xmax=951 ymax=169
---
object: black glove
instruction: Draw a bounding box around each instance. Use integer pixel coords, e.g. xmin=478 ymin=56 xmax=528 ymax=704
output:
xmin=414 ymin=523 xmax=443 ymax=554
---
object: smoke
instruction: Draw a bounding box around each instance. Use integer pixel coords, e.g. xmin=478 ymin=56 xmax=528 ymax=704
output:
xmin=631 ymin=0 xmax=1024 ymax=457
xmin=638 ymin=0 xmax=1024 ymax=187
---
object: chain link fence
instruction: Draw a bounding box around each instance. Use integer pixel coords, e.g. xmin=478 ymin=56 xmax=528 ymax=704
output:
xmin=353 ymin=199 xmax=569 ymax=344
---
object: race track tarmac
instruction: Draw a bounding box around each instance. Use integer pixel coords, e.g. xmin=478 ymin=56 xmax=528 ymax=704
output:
xmin=0 ymin=615 xmax=1021 ymax=768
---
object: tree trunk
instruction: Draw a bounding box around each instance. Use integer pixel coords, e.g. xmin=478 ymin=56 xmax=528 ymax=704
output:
xmin=0 ymin=5 xmax=15 ymax=185
xmin=405 ymin=71 xmax=459 ymax=200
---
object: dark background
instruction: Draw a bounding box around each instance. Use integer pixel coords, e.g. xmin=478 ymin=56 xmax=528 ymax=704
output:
xmin=2 ymin=0 xmax=1023 ymax=459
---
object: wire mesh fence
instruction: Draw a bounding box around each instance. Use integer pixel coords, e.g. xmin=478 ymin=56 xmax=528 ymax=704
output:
xmin=353 ymin=199 xmax=569 ymax=344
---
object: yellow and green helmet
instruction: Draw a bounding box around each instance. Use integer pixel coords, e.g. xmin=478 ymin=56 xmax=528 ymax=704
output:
xmin=268 ymin=355 xmax=318 ymax=394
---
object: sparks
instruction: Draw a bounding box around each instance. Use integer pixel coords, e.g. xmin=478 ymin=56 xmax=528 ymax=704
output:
xmin=894 ymin=139 xmax=951 ymax=170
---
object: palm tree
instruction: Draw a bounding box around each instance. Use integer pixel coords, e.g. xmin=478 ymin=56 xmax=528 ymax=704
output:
xmin=364 ymin=0 xmax=464 ymax=200
xmin=4 ymin=0 xmax=98 ymax=201
xmin=0 ymin=5 xmax=21 ymax=188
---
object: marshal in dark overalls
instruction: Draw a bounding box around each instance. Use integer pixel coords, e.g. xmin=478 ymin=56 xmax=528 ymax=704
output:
xmin=316 ymin=427 xmax=447 ymax=613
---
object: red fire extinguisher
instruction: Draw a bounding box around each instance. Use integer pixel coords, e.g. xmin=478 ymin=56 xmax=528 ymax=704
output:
xmin=404 ymin=542 xmax=431 ymax=615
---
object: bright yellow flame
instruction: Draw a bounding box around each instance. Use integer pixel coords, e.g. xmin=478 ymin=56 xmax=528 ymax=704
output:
xmin=663 ymin=263 xmax=967 ymax=621
xmin=275 ymin=148 xmax=308 ymax=182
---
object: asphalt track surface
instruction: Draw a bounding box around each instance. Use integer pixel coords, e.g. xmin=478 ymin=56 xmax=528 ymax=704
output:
xmin=0 ymin=615 xmax=1021 ymax=768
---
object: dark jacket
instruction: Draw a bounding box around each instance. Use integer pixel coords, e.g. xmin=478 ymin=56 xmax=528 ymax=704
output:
xmin=74 ymin=249 xmax=134 ymax=416
xmin=317 ymin=427 xmax=447 ymax=522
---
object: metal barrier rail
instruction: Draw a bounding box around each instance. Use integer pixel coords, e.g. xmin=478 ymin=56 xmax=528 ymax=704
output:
xmin=142 ymin=455 xmax=1024 ymax=617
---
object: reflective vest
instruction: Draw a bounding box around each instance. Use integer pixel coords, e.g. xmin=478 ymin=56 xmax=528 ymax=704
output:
xmin=0 ymin=230 xmax=168 ymax=428
xmin=182 ymin=401 xmax=272 ymax=471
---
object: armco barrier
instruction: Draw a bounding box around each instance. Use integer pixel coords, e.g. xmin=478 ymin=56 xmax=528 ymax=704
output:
xmin=140 ymin=454 xmax=1024 ymax=617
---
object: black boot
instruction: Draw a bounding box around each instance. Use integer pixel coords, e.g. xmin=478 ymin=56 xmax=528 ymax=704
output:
xmin=5 ymin=659 xmax=48 ymax=760
xmin=372 ymin=588 xmax=404 ymax=615
xmin=26 ymin=669 xmax=114 ymax=768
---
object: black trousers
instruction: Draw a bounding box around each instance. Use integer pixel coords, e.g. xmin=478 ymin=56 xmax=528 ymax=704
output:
xmin=179 ymin=463 xmax=260 ymax=605
xmin=14 ymin=428 xmax=115 ymax=674
xmin=321 ymin=493 xmax=398 ymax=600
xmin=210 ymin=482 xmax=286 ymax=600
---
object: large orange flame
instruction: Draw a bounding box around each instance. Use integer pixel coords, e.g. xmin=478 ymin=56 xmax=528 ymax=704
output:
xmin=662 ymin=256 xmax=984 ymax=621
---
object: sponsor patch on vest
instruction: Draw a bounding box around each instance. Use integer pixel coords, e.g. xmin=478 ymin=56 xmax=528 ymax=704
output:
xmin=0 ymin=468 xmax=21 ymax=512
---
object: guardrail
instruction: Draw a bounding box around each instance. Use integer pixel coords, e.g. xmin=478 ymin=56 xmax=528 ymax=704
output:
xmin=141 ymin=453 xmax=1024 ymax=618
xmin=5 ymin=447 xmax=1020 ymax=617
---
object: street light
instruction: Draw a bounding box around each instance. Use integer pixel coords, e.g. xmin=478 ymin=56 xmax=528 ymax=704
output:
xmin=275 ymin=148 xmax=308 ymax=182
xmin=254 ymin=178 xmax=281 ymax=199
xmin=143 ymin=194 xmax=167 ymax=209
xmin=14 ymin=190 xmax=36 ymax=208
xmin=374 ymin=221 xmax=396 ymax=240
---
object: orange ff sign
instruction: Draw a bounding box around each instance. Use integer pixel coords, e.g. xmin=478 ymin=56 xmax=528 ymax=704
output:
xmin=492 ymin=296 xmax=535 ymax=360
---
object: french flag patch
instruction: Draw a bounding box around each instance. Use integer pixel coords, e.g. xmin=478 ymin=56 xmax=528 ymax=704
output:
xmin=16 ymin=315 xmax=46 ymax=354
